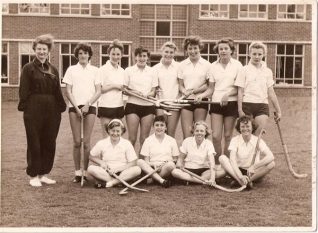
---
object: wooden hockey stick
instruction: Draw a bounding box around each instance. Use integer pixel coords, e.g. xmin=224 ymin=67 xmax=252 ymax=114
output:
xmin=80 ymin=116 xmax=85 ymax=187
xmin=181 ymin=168 xmax=246 ymax=192
xmin=274 ymin=112 xmax=307 ymax=179
xmin=119 ymin=161 xmax=168 ymax=195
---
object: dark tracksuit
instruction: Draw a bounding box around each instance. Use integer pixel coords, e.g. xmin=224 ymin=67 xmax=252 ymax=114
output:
xmin=18 ymin=58 xmax=66 ymax=177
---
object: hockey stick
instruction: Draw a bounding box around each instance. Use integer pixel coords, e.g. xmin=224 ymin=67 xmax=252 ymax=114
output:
xmin=106 ymin=167 xmax=149 ymax=193
xmin=274 ymin=112 xmax=307 ymax=179
xmin=119 ymin=161 xmax=168 ymax=195
xmin=181 ymin=168 xmax=246 ymax=192
xmin=80 ymin=116 xmax=85 ymax=187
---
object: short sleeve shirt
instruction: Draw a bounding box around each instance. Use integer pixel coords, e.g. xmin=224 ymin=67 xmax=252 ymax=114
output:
xmin=152 ymin=60 xmax=180 ymax=99
xmin=140 ymin=133 xmax=179 ymax=166
xmin=177 ymin=57 xmax=210 ymax=99
xmin=63 ymin=63 xmax=101 ymax=107
xmin=234 ymin=62 xmax=274 ymax=104
xmin=124 ymin=64 xmax=158 ymax=106
xmin=228 ymin=134 xmax=270 ymax=169
xmin=209 ymin=58 xmax=243 ymax=102
xmin=90 ymin=137 xmax=137 ymax=171
xmin=180 ymin=137 xmax=216 ymax=169
xmin=98 ymin=60 xmax=125 ymax=108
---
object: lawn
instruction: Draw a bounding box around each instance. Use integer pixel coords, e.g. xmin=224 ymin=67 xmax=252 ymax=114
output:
xmin=0 ymin=95 xmax=314 ymax=231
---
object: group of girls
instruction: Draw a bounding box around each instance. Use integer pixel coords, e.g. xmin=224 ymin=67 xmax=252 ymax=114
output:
xmin=20 ymin=33 xmax=281 ymax=189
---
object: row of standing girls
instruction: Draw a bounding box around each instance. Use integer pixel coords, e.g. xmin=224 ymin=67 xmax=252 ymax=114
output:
xmin=19 ymin=34 xmax=282 ymax=187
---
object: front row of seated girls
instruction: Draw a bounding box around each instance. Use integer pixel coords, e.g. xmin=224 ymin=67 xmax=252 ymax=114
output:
xmin=87 ymin=115 xmax=275 ymax=189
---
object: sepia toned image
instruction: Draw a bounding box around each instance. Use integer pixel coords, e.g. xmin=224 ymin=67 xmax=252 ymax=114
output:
xmin=1 ymin=1 xmax=316 ymax=232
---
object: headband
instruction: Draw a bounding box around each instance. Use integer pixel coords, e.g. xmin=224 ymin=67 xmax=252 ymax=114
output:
xmin=108 ymin=119 xmax=124 ymax=128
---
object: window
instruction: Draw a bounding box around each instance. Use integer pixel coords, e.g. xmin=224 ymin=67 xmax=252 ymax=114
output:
xmin=60 ymin=4 xmax=90 ymax=15
xmin=60 ymin=43 xmax=78 ymax=79
xmin=140 ymin=5 xmax=187 ymax=53
xmin=2 ymin=3 xmax=9 ymax=14
xmin=19 ymin=42 xmax=36 ymax=70
xmin=276 ymin=44 xmax=304 ymax=85
xmin=239 ymin=4 xmax=267 ymax=19
xmin=237 ymin=43 xmax=250 ymax=65
xmin=201 ymin=42 xmax=218 ymax=63
xmin=2 ymin=42 xmax=9 ymax=84
xmin=101 ymin=4 xmax=131 ymax=17
xmin=100 ymin=44 xmax=131 ymax=69
xmin=277 ymin=4 xmax=305 ymax=20
xmin=199 ymin=4 xmax=229 ymax=19
xmin=18 ymin=3 xmax=49 ymax=14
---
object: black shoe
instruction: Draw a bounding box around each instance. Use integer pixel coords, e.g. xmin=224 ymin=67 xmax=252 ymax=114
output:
xmin=94 ymin=182 xmax=106 ymax=189
xmin=72 ymin=176 xmax=81 ymax=183
xmin=161 ymin=179 xmax=171 ymax=188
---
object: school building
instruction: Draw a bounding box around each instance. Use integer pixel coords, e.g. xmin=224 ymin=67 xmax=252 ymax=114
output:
xmin=1 ymin=3 xmax=314 ymax=101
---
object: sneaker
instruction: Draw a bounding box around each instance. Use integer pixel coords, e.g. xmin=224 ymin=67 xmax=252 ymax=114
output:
xmin=247 ymin=181 xmax=254 ymax=190
xmin=40 ymin=176 xmax=56 ymax=184
xmin=161 ymin=179 xmax=171 ymax=188
xmin=94 ymin=183 xmax=106 ymax=189
xmin=30 ymin=176 xmax=42 ymax=187
xmin=72 ymin=176 xmax=81 ymax=183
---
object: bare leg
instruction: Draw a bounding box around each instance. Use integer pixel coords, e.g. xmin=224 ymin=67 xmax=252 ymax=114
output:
xmin=137 ymin=159 xmax=165 ymax=183
xmin=99 ymin=117 xmax=111 ymax=138
xmin=219 ymin=155 xmax=242 ymax=184
xmin=211 ymin=113 xmax=223 ymax=158
xmin=87 ymin=165 xmax=112 ymax=182
xmin=254 ymin=114 xmax=268 ymax=136
xmin=69 ymin=113 xmax=81 ymax=171
xmin=180 ymin=109 xmax=194 ymax=139
xmin=107 ymin=166 xmax=142 ymax=187
xmin=139 ymin=114 xmax=154 ymax=148
xmin=166 ymin=111 xmax=180 ymax=137
xmin=125 ymin=113 xmax=140 ymax=147
xmin=193 ymin=108 xmax=207 ymax=122
xmin=159 ymin=161 xmax=176 ymax=178
xmin=223 ymin=116 xmax=236 ymax=156
xmin=171 ymin=169 xmax=204 ymax=184
xmin=83 ymin=114 xmax=95 ymax=171
xmin=250 ymin=161 xmax=275 ymax=182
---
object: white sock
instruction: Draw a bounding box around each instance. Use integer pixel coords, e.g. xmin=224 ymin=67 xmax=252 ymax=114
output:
xmin=75 ymin=170 xmax=82 ymax=176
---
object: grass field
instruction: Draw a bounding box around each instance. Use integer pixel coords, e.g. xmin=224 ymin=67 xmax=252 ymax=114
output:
xmin=0 ymin=95 xmax=314 ymax=231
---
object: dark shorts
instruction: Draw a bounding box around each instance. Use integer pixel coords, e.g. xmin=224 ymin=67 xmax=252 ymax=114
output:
xmin=97 ymin=106 xmax=125 ymax=119
xmin=242 ymin=102 xmax=270 ymax=118
xmin=182 ymin=98 xmax=209 ymax=112
xmin=69 ymin=105 xmax=96 ymax=115
xmin=239 ymin=168 xmax=248 ymax=176
xmin=185 ymin=168 xmax=209 ymax=176
xmin=124 ymin=103 xmax=156 ymax=118
xmin=209 ymin=101 xmax=238 ymax=117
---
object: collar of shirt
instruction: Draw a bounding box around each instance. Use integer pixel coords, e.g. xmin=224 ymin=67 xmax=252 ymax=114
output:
xmin=215 ymin=57 xmax=235 ymax=65
xmin=132 ymin=64 xmax=151 ymax=72
xmin=104 ymin=137 xmax=124 ymax=148
xmin=238 ymin=134 xmax=257 ymax=148
xmin=191 ymin=136 xmax=208 ymax=149
xmin=247 ymin=60 xmax=267 ymax=70
xmin=158 ymin=59 xmax=177 ymax=69
xmin=106 ymin=60 xmax=120 ymax=70
xmin=76 ymin=62 xmax=94 ymax=71
xmin=33 ymin=57 xmax=50 ymax=69
xmin=184 ymin=57 xmax=205 ymax=65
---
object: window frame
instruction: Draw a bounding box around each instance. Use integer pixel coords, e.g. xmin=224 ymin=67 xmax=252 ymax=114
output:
xmin=1 ymin=42 xmax=9 ymax=86
xmin=275 ymin=43 xmax=304 ymax=86
xmin=99 ymin=43 xmax=132 ymax=69
xmin=100 ymin=4 xmax=132 ymax=18
xmin=238 ymin=4 xmax=268 ymax=20
xmin=200 ymin=41 xmax=218 ymax=63
xmin=2 ymin=3 xmax=9 ymax=14
xmin=276 ymin=4 xmax=306 ymax=21
xmin=18 ymin=3 xmax=50 ymax=15
xmin=18 ymin=42 xmax=36 ymax=84
xmin=59 ymin=43 xmax=78 ymax=83
xmin=199 ymin=4 xmax=230 ymax=20
xmin=60 ymin=4 xmax=91 ymax=16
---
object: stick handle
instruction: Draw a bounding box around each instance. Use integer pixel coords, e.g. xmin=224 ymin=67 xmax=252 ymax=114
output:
xmin=80 ymin=116 xmax=85 ymax=187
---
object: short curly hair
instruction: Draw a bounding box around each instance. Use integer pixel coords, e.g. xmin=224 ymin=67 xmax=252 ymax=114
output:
xmin=213 ymin=37 xmax=235 ymax=55
xmin=191 ymin=120 xmax=211 ymax=138
xmin=107 ymin=39 xmax=124 ymax=54
xmin=32 ymin=34 xmax=54 ymax=51
xmin=74 ymin=43 xmax=93 ymax=61
xmin=235 ymin=115 xmax=257 ymax=134
xmin=105 ymin=119 xmax=126 ymax=135
xmin=249 ymin=41 xmax=267 ymax=56
xmin=134 ymin=46 xmax=150 ymax=57
xmin=182 ymin=36 xmax=204 ymax=51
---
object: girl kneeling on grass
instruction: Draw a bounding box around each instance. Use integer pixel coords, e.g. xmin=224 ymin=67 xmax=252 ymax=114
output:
xmin=172 ymin=121 xmax=226 ymax=185
xmin=137 ymin=115 xmax=179 ymax=188
xmin=87 ymin=119 xmax=141 ymax=188
xmin=219 ymin=115 xmax=275 ymax=188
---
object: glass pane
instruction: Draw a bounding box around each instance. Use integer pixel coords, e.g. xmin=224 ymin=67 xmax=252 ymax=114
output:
xmin=294 ymin=79 xmax=302 ymax=84
xmin=81 ymin=9 xmax=89 ymax=14
xmin=122 ymin=10 xmax=129 ymax=15
xmin=82 ymin=4 xmax=89 ymax=8
xmin=296 ymin=5 xmax=304 ymax=12
xmin=295 ymin=45 xmax=303 ymax=55
xmin=201 ymin=5 xmax=209 ymax=11
xmin=122 ymin=4 xmax=130 ymax=9
xmin=112 ymin=9 xmax=120 ymax=15
xmin=239 ymin=44 xmax=247 ymax=54
xmin=276 ymin=56 xmax=285 ymax=79
xmin=71 ymin=44 xmax=77 ymax=54
xmin=62 ymin=55 xmax=70 ymax=77
xmin=71 ymin=9 xmax=80 ymax=14
xmin=240 ymin=5 xmax=248 ymax=11
xmin=209 ymin=43 xmax=216 ymax=54
xmin=259 ymin=5 xmax=266 ymax=12
xmin=201 ymin=44 xmax=208 ymax=54
xmin=220 ymin=5 xmax=227 ymax=11
xmin=239 ymin=57 xmax=247 ymax=66
xmin=287 ymin=5 xmax=295 ymax=13
xmin=102 ymin=4 xmax=110 ymax=9
xmin=296 ymin=14 xmax=304 ymax=19
xmin=1 ymin=55 xmax=8 ymax=77
xmin=210 ymin=4 xmax=218 ymax=11
xmin=2 ymin=43 xmax=8 ymax=53
xmin=201 ymin=55 xmax=208 ymax=61
xmin=258 ymin=12 xmax=266 ymax=18
xmin=21 ymin=55 xmax=30 ymax=68
xmin=294 ymin=57 xmax=302 ymax=78
xmin=277 ymin=45 xmax=285 ymax=55
xmin=285 ymin=57 xmax=293 ymax=78
xmin=156 ymin=22 xmax=170 ymax=36
xmin=123 ymin=45 xmax=129 ymax=55
xmin=286 ymin=44 xmax=294 ymax=55
xmin=240 ymin=12 xmax=247 ymax=17
xmin=210 ymin=56 xmax=218 ymax=63
xmin=249 ymin=12 xmax=257 ymax=18
xmin=102 ymin=56 xmax=109 ymax=65
xmin=278 ymin=5 xmax=286 ymax=12
xmin=121 ymin=57 xmax=129 ymax=69
xmin=71 ymin=55 xmax=77 ymax=65
xmin=101 ymin=45 xmax=109 ymax=54
xmin=72 ymin=4 xmax=80 ymax=8
xmin=250 ymin=5 xmax=257 ymax=11
xmin=20 ymin=43 xmax=32 ymax=53
xmin=112 ymin=4 xmax=120 ymax=9
xmin=61 ymin=44 xmax=69 ymax=54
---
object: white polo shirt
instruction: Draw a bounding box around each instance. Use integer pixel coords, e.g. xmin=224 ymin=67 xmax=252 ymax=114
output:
xmin=124 ymin=64 xmax=158 ymax=106
xmin=209 ymin=58 xmax=243 ymax=102
xmin=98 ymin=60 xmax=125 ymax=108
xmin=178 ymin=57 xmax=210 ymax=99
xmin=140 ymin=133 xmax=179 ymax=166
xmin=63 ymin=63 xmax=101 ymax=107
xmin=234 ymin=61 xmax=275 ymax=104
xmin=228 ymin=134 xmax=270 ymax=169
xmin=180 ymin=137 xmax=216 ymax=169
xmin=90 ymin=137 xmax=137 ymax=171
xmin=152 ymin=60 xmax=180 ymax=99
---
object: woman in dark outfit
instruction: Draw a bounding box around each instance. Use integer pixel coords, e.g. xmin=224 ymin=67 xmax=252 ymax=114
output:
xmin=18 ymin=34 xmax=66 ymax=187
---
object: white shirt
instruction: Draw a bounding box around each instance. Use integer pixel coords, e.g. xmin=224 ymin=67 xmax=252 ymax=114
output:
xmin=63 ymin=63 xmax=101 ymax=107
xmin=234 ymin=61 xmax=274 ymax=104
xmin=140 ymin=133 xmax=179 ymax=166
xmin=178 ymin=57 xmax=210 ymax=99
xmin=209 ymin=58 xmax=243 ymax=102
xmin=124 ymin=64 xmax=158 ymax=106
xmin=90 ymin=137 xmax=137 ymax=171
xmin=180 ymin=137 xmax=216 ymax=169
xmin=98 ymin=60 xmax=125 ymax=108
xmin=228 ymin=134 xmax=270 ymax=169
xmin=153 ymin=60 xmax=180 ymax=99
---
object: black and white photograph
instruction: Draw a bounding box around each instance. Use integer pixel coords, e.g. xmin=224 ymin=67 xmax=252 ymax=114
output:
xmin=0 ymin=0 xmax=316 ymax=232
